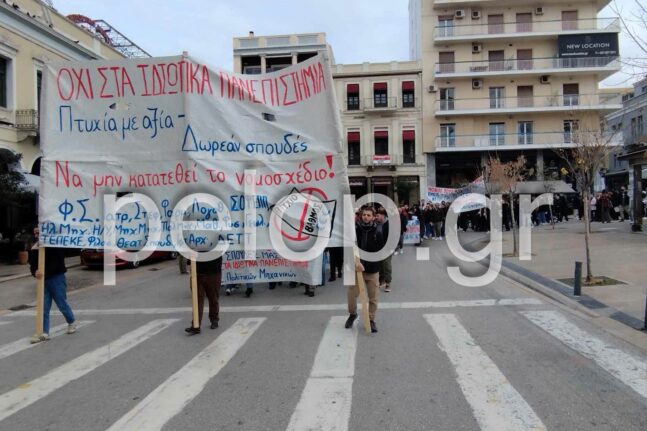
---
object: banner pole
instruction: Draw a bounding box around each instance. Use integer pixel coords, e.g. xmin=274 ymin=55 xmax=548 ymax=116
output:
xmin=34 ymin=246 xmax=45 ymax=336
xmin=354 ymin=246 xmax=370 ymax=333
xmin=190 ymin=254 xmax=199 ymax=329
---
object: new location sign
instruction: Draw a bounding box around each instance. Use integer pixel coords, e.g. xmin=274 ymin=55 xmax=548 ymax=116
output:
xmin=557 ymin=33 xmax=619 ymax=58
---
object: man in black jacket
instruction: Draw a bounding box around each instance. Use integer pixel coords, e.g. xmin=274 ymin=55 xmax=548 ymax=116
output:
xmin=29 ymin=227 xmax=76 ymax=344
xmin=345 ymin=206 xmax=384 ymax=333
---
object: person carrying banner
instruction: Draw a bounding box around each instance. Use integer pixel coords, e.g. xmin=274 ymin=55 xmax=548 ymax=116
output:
xmin=185 ymin=256 xmax=223 ymax=335
xmin=345 ymin=206 xmax=385 ymax=333
xmin=29 ymin=226 xmax=77 ymax=343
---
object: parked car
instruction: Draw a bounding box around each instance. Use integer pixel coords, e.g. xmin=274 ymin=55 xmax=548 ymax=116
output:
xmin=80 ymin=249 xmax=178 ymax=269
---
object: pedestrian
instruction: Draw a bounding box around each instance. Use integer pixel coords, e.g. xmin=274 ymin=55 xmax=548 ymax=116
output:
xmin=375 ymin=208 xmax=392 ymax=292
xmin=29 ymin=226 xmax=77 ymax=344
xmin=345 ymin=206 xmax=384 ymax=333
xmin=178 ymin=254 xmax=188 ymax=274
xmin=185 ymin=255 xmax=222 ymax=335
xmin=397 ymin=207 xmax=408 ymax=254
xmin=619 ymin=187 xmax=630 ymax=222
xmin=327 ymin=247 xmax=343 ymax=281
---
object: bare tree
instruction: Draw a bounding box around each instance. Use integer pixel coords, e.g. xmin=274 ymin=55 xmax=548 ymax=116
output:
xmin=556 ymin=120 xmax=620 ymax=283
xmin=611 ymin=0 xmax=647 ymax=77
xmin=483 ymin=155 xmax=527 ymax=256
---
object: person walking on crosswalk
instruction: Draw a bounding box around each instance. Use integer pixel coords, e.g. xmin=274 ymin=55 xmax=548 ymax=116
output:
xmin=345 ymin=206 xmax=385 ymax=333
xmin=29 ymin=227 xmax=77 ymax=343
xmin=185 ymin=256 xmax=222 ymax=335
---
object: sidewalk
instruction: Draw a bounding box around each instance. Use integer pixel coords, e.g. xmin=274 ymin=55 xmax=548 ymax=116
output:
xmin=479 ymin=219 xmax=647 ymax=330
xmin=0 ymin=256 xmax=81 ymax=283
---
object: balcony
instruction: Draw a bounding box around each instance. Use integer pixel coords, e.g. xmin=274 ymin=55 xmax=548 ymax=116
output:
xmin=434 ymin=18 xmax=619 ymax=43
xmin=363 ymin=97 xmax=398 ymax=111
xmin=435 ymin=93 xmax=622 ymax=116
xmin=343 ymin=97 xmax=419 ymax=113
xmin=434 ymin=56 xmax=620 ymax=79
xmin=434 ymin=131 xmax=623 ymax=152
xmin=15 ymin=109 xmax=39 ymax=132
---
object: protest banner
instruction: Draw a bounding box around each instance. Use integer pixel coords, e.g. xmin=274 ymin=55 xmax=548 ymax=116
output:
xmin=426 ymin=177 xmax=486 ymax=212
xmin=39 ymin=53 xmax=349 ymax=284
xmin=403 ymin=218 xmax=420 ymax=245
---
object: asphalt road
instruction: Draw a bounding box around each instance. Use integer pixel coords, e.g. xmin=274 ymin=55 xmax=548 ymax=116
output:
xmin=0 ymin=240 xmax=646 ymax=430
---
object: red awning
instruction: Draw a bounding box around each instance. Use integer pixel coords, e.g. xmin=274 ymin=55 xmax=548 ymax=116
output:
xmin=402 ymin=130 xmax=415 ymax=140
xmin=347 ymin=83 xmax=359 ymax=93
xmin=402 ymin=81 xmax=414 ymax=91
xmin=347 ymin=132 xmax=360 ymax=142
xmin=373 ymin=82 xmax=387 ymax=91
xmin=374 ymin=130 xmax=389 ymax=138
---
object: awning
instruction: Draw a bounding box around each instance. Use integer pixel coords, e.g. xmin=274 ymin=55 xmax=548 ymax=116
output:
xmin=401 ymin=81 xmax=414 ymax=91
xmin=347 ymin=83 xmax=359 ymax=93
xmin=373 ymin=82 xmax=387 ymax=91
xmin=514 ymin=180 xmax=576 ymax=194
xmin=347 ymin=131 xmax=360 ymax=142
xmin=374 ymin=130 xmax=389 ymax=138
xmin=402 ymin=130 xmax=415 ymax=141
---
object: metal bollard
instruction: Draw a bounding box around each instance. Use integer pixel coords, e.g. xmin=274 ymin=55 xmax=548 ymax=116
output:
xmin=573 ymin=261 xmax=582 ymax=296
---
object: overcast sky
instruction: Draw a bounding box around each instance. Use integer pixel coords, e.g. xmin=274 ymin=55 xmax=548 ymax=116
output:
xmin=54 ymin=0 xmax=643 ymax=87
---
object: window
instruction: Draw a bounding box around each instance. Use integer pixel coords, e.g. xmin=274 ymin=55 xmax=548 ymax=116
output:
xmin=438 ymin=52 xmax=455 ymax=73
xmin=489 ymin=87 xmax=505 ymax=109
xmin=241 ymin=56 xmax=261 ymax=74
xmin=563 ymin=83 xmax=579 ymax=106
xmin=438 ymin=16 xmax=454 ymax=37
xmin=440 ymin=124 xmax=456 ymax=147
xmin=488 ymin=14 xmax=504 ymax=34
xmin=374 ymin=130 xmax=389 ymax=155
xmin=517 ymin=49 xmax=533 ymax=70
xmin=402 ymin=130 xmax=416 ymax=164
xmin=638 ymin=115 xmax=644 ymax=137
xmin=402 ymin=81 xmax=415 ymax=108
xmin=439 ymin=88 xmax=454 ymax=110
xmin=347 ymin=132 xmax=361 ymax=165
xmin=36 ymin=70 xmax=42 ymax=114
xmin=517 ymin=85 xmax=533 ymax=107
xmin=516 ymin=13 xmax=532 ymax=32
xmin=562 ymin=11 xmax=578 ymax=30
xmin=488 ymin=50 xmax=504 ymax=72
xmin=373 ymin=82 xmax=388 ymax=108
xmin=0 ymin=58 xmax=7 ymax=108
xmin=564 ymin=120 xmax=579 ymax=143
xmin=489 ymin=123 xmax=506 ymax=146
xmin=346 ymin=84 xmax=360 ymax=110
xmin=518 ymin=121 xmax=533 ymax=145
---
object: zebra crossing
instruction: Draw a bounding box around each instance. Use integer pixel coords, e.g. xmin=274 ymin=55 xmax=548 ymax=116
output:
xmin=0 ymin=307 xmax=645 ymax=430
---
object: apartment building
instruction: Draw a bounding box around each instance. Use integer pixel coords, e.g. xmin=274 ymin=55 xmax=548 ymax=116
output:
xmin=410 ymin=0 xmax=622 ymax=188
xmin=334 ymin=61 xmax=424 ymax=204
xmin=234 ymin=32 xmax=425 ymax=204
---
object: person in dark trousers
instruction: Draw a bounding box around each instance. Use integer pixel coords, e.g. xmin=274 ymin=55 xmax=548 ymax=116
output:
xmin=375 ymin=208 xmax=392 ymax=292
xmin=29 ymin=227 xmax=76 ymax=343
xmin=345 ymin=206 xmax=385 ymax=333
xmin=186 ymin=255 xmax=223 ymax=335
xmin=396 ymin=207 xmax=408 ymax=254
xmin=327 ymin=247 xmax=343 ymax=281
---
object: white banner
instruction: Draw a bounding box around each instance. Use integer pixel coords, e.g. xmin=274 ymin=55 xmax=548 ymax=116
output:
xmin=427 ymin=177 xmax=486 ymax=212
xmin=221 ymin=249 xmax=323 ymax=285
xmin=39 ymin=54 xmax=349 ymax=262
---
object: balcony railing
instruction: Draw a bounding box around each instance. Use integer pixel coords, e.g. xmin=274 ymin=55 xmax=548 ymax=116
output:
xmin=435 ymin=131 xmax=623 ymax=149
xmin=434 ymin=17 xmax=619 ymax=39
xmin=344 ymin=97 xmax=419 ymax=112
xmin=15 ymin=109 xmax=38 ymax=131
xmin=435 ymin=56 xmax=619 ymax=76
xmin=435 ymin=93 xmax=622 ymax=113
xmin=359 ymin=154 xmax=406 ymax=166
xmin=363 ymin=97 xmax=398 ymax=110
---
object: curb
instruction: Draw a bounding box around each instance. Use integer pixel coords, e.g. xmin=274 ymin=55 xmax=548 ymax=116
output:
xmin=0 ymin=263 xmax=82 ymax=284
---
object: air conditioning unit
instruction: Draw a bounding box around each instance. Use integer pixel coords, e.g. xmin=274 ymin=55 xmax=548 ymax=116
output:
xmin=472 ymin=79 xmax=483 ymax=89
xmin=472 ymin=10 xmax=481 ymax=20
xmin=428 ymin=85 xmax=437 ymax=93
xmin=535 ymin=7 xmax=544 ymax=15
xmin=472 ymin=43 xmax=482 ymax=53
xmin=455 ymin=9 xmax=466 ymax=19
xmin=539 ymin=75 xmax=550 ymax=84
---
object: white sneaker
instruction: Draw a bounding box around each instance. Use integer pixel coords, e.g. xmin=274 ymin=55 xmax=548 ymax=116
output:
xmin=67 ymin=323 xmax=77 ymax=334
xmin=30 ymin=333 xmax=50 ymax=344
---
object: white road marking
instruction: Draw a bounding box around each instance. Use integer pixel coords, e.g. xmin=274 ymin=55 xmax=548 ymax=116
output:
xmin=8 ymin=298 xmax=543 ymax=316
xmin=0 ymin=319 xmax=178 ymax=422
xmin=0 ymin=321 xmax=94 ymax=360
xmin=106 ymin=317 xmax=265 ymax=431
xmin=286 ymin=315 xmax=357 ymax=431
xmin=522 ymin=310 xmax=647 ymax=400
xmin=425 ymin=313 xmax=546 ymax=431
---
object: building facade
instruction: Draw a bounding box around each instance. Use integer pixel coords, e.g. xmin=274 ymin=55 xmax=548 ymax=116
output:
xmin=410 ymin=0 xmax=622 ymax=188
xmin=234 ymin=32 xmax=425 ymax=204
xmin=334 ymin=61 xmax=424 ymax=204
